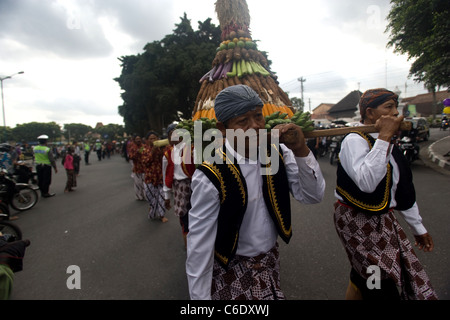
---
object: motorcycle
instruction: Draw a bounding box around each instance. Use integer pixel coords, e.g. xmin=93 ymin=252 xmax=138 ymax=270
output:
xmin=13 ymin=161 xmax=38 ymax=185
xmin=398 ymin=136 xmax=420 ymax=165
xmin=0 ymin=169 xmax=39 ymax=212
xmin=0 ymin=204 xmax=23 ymax=241
xmin=329 ymin=136 xmax=342 ymax=165
xmin=441 ymin=118 xmax=449 ymax=130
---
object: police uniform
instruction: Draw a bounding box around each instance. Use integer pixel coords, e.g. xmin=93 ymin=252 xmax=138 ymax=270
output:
xmin=34 ymin=135 xmax=57 ymax=197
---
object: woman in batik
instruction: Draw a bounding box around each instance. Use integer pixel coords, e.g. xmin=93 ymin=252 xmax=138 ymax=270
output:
xmin=143 ymin=131 xmax=168 ymax=222
xmin=334 ymin=88 xmax=438 ymax=300
xmin=128 ymin=135 xmax=147 ymax=201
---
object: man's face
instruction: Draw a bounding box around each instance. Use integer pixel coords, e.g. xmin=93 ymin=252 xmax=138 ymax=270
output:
xmin=218 ymin=107 xmax=265 ymax=158
xmin=223 ymin=107 xmax=265 ymax=132
xmin=366 ymin=99 xmax=399 ymax=123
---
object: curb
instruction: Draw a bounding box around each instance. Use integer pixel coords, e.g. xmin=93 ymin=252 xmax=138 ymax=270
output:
xmin=428 ymin=136 xmax=450 ymax=170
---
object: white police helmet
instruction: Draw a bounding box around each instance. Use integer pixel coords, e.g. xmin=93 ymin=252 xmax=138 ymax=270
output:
xmin=37 ymin=135 xmax=49 ymax=140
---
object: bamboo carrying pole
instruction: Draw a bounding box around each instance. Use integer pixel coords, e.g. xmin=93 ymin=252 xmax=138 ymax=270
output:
xmin=153 ymin=122 xmax=412 ymax=147
xmin=303 ymin=121 xmax=412 ymax=138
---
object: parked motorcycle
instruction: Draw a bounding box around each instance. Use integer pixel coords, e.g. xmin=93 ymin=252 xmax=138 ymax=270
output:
xmin=0 ymin=169 xmax=39 ymax=212
xmin=13 ymin=161 xmax=38 ymax=185
xmin=441 ymin=118 xmax=449 ymax=130
xmin=329 ymin=136 xmax=342 ymax=165
xmin=398 ymin=136 xmax=420 ymax=165
xmin=0 ymin=204 xmax=22 ymax=241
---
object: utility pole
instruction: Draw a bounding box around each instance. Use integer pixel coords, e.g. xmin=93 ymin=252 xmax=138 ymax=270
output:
xmin=298 ymin=77 xmax=306 ymax=110
xmin=1 ymin=71 xmax=24 ymax=142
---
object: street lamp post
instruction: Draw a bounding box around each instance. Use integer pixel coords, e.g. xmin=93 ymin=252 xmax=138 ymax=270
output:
xmin=0 ymin=71 xmax=24 ymax=142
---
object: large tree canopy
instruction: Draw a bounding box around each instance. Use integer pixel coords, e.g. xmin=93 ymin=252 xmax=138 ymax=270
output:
xmin=386 ymin=0 xmax=450 ymax=89
xmin=115 ymin=14 xmax=221 ymax=136
xmin=11 ymin=122 xmax=62 ymax=143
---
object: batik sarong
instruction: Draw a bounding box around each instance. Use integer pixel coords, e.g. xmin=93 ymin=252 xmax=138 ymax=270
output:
xmin=334 ymin=201 xmax=438 ymax=300
xmin=145 ymin=183 xmax=166 ymax=219
xmin=211 ymin=244 xmax=285 ymax=300
xmin=133 ymin=172 xmax=145 ymax=201
xmin=172 ymin=179 xmax=191 ymax=217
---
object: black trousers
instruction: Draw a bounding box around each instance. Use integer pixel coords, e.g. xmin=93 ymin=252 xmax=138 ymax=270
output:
xmin=36 ymin=164 xmax=52 ymax=195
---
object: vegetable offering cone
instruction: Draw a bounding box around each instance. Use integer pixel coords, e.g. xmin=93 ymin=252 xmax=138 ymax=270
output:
xmin=192 ymin=0 xmax=294 ymax=121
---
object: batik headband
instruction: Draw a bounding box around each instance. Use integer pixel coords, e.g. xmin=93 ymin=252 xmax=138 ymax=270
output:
xmin=359 ymin=88 xmax=398 ymax=120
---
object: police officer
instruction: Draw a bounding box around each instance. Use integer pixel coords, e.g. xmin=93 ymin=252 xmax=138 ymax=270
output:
xmin=33 ymin=135 xmax=58 ymax=197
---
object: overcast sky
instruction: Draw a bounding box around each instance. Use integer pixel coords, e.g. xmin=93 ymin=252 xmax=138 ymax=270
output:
xmin=0 ymin=0 xmax=428 ymax=129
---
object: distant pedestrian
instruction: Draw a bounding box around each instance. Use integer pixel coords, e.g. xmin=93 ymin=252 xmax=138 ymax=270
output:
xmin=33 ymin=135 xmax=57 ymax=198
xmin=122 ymin=138 xmax=130 ymax=162
xmin=63 ymin=147 xmax=76 ymax=193
xmin=84 ymin=140 xmax=91 ymax=165
xmin=128 ymin=135 xmax=147 ymax=201
xmin=143 ymin=131 xmax=167 ymax=222
xmin=94 ymin=140 xmax=102 ymax=161
xmin=73 ymin=141 xmax=81 ymax=175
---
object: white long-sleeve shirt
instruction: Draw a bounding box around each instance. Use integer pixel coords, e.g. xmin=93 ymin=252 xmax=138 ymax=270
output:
xmin=162 ymin=142 xmax=191 ymax=200
xmin=336 ymin=131 xmax=427 ymax=236
xmin=186 ymin=140 xmax=325 ymax=300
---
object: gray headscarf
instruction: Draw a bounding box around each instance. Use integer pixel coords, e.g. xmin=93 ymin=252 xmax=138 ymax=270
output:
xmin=214 ymin=85 xmax=263 ymax=123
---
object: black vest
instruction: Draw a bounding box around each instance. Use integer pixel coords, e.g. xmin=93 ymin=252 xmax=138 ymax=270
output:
xmin=198 ymin=144 xmax=292 ymax=268
xmin=336 ymin=132 xmax=416 ymax=214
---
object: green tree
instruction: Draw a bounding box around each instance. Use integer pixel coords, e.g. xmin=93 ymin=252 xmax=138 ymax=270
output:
xmin=94 ymin=124 xmax=125 ymax=141
xmin=115 ymin=14 xmax=221 ymax=135
xmin=2 ymin=127 xmax=13 ymax=143
xmin=12 ymin=122 xmax=62 ymax=143
xmin=290 ymin=97 xmax=304 ymax=112
xmin=386 ymin=0 xmax=450 ymax=117
xmin=63 ymin=123 xmax=93 ymax=142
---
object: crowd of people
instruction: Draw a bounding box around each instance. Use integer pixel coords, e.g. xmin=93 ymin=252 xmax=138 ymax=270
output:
xmin=123 ymin=85 xmax=438 ymax=301
xmin=122 ymin=126 xmax=197 ymax=253
xmin=125 ymin=124 xmax=196 ymax=246
xmin=1 ymin=85 xmax=439 ymax=301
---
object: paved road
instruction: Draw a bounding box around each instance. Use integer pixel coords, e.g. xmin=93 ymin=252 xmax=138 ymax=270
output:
xmin=9 ymin=134 xmax=450 ymax=300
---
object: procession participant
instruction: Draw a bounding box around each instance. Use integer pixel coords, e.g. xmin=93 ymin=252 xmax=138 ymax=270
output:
xmin=143 ymin=131 xmax=168 ymax=223
xmin=334 ymin=88 xmax=438 ymax=300
xmin=163 ymin=124 xmax=196 ymax=248
xmin=33 ymin=135 xmax=58 ymax=198
xmin=128 ymin=135 xmax=147 ymax=201
xmin=186 ymin=85 xmax=325 ymax=300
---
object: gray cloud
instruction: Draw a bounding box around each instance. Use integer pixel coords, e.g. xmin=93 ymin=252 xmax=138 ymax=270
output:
xmin=0 ymin=0 xmax=113 ymax=59
xmin=319 ymin=0 xmax=392 ymax=44
xmin=0 ymin=0 xmax=193 ymax=60
xmin=89 ymin=0 xmax=176 ymax=45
